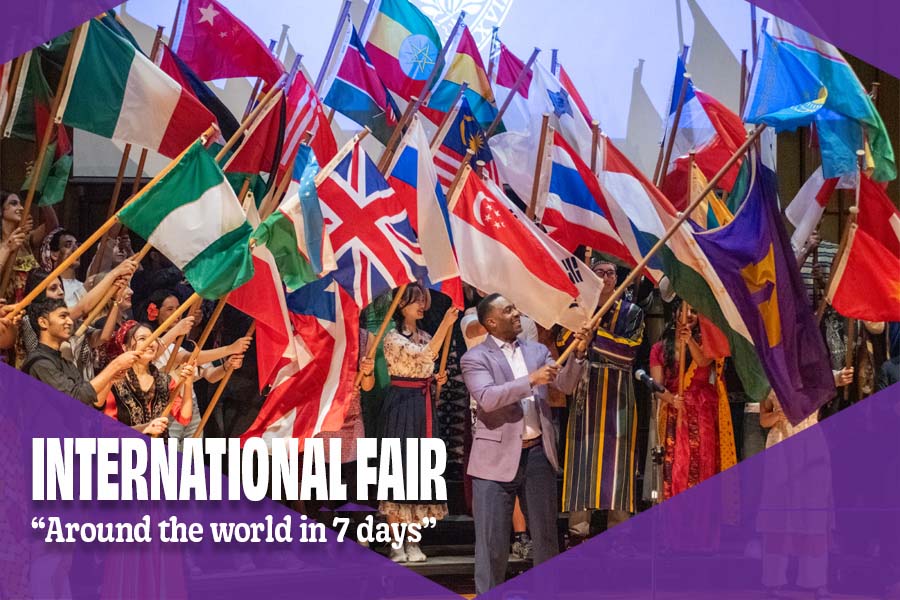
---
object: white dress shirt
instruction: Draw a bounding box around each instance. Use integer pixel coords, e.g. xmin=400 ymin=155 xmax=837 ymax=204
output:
xmin=489 ymin=334 xmax=541 ymax=440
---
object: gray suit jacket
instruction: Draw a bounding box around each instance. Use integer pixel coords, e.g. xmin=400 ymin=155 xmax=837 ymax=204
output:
xmin=461 ymin=335 xmax=586 ymax=482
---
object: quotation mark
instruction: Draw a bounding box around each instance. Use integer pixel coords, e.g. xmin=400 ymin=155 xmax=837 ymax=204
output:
xmin=31 ymin=517 xmax=46 ymax=530
xmin=421 ymin=517 xmax=437 ymax=529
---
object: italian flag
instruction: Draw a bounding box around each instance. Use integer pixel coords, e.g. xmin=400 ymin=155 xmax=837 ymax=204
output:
xmin=364 ymin=0 xmax=442 ymax=101
xmin=598 ymin=136 xmax=769 ymax=401
xmin=59 ymin=19 xmax=215 ymax=159
xmin=117 ymin=141 xmax=254 ymax=299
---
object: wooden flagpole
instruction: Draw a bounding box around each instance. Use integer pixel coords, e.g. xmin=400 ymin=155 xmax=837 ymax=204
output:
xmin=485 ymin=47 xmax=539 ymax=138
xmin=590 ymin=120 xmax=601 ymax=173
xmin=676 ymin=301 xmax=690 ymax=396
xmin=428 ymin=82 xmax=469 ymax=149
xmin=739 ymin=49 xmax=748 ymax=115
xmin=526 ymin=114 xmax=551 ymax=221
xmin=10 ymin=124 xmax=219 ymax=315
xmin=656 ymin=72 xmax=691 ymax=189
xmin=434 ymin=327 xmax=453 ymax=399
xmin=0 ymin=24 xmax=84 ymax=294
xmin=358 ymin=0 xmax=379 ymax=41
xmin=558 ymin=125 xmax=768 ymax=365
xmin=486 ymin=27 xmax=500 ymax=82
xmin=138 ymin=292 xmax=202 ymax=353
xmin=0 ymin=55 xmax=24 ymax=135
xmin=377 ymin=96 xmax=419 ymax=173
xmin=190 ymin=322 xmax=256 ymax=436
xmin=315 ymin=0 xmax=352 ymax=93
xmin=216 ymin=73 xmax=288 ymax=163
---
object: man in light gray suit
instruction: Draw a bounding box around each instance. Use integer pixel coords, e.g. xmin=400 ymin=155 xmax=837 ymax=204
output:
xmin=461 ymin=293 xmax=588 ymax=593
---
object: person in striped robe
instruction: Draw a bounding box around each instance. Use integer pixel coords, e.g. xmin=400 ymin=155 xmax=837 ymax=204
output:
xmin=557 ymin=260 xmax=644 ymax=543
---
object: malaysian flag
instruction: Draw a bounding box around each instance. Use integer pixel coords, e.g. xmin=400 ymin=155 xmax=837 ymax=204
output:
xmin=278 ymin=71 xmax=337 ymax=179
xmin=432 ymin=96 xmax=500 ymax=191
xmin=316 ymin=139 xmax=427 ymax=307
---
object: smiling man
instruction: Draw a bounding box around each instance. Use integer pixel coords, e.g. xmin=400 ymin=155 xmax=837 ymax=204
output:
xmin=22 ymin=297 xmax=138 ymax=408
xmin=460 ymin=293 xmax=589 ymax=593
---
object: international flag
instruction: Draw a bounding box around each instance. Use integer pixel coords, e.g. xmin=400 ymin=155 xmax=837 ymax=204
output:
xmin=557 ymin=61 xmax=593 ymax=127
xmin=448 ymin=167 xmax=581 ymax=329
xmin=687 ymin=162 xmax=734 ymax=230
xmin=767 ymin=17 xmax=895 ymax=182
xmin=254 ymin=145 xmax=335 ymax=290
xmin=59 ymin=19 xmax=216 ymax=159
xmin=316 ymin=139 xmax=427 ymax=307
xmin=743 ymin=30 xmax=827 ymax=132
xmin=323 ymin=24 xmax=400 ymax=145
xmin=432 ymin=96 xmax=499 ymax=190
xmin=223 ymin=91 xmax=285 ymax=175
xmin=156 ymin=42 xmax=240 ymax=141
xmin=240 ymin=276 xmax=359 ymax=450
xmin=364 ymin=0 xmax=442 ymax=101
xmin=489 ymin=40 xmax=532 ymax=134
xmin=171 ymin=0 xmax=284 ymax=87
xmin=694 ymin=157 xmax=836 ymax=424
xmin=278 ymin=71 xmax=338 ymax=182
xmin=597 ymin=135 xmax=769 ymax=401
xmin=387 ymin=116 xmax=461 ymax=305
xmin=117 ymin=141 xmax=254 ymax=299
xmin=540 ymin=131 xmax=633 ymax=264
xmin=426 ymin=25 xmax=498 ymax=130
xmin=784 ymin=166 xmax=839 ymax=251
xmin=660 ymin=56 xmax=746 ymax=210
xmin=826 ymin=175 xmax=900 ymax=322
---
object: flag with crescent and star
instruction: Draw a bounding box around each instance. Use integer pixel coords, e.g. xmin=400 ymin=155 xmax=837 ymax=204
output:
xmin=693 ymin=157 xmax=835 ymax=425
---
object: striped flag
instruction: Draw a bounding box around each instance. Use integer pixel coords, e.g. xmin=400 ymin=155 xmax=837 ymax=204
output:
xmin=278 ymin=71 xmax=337 ymax=180
xmin=323 ymin=24 xmax=399 ymax=145
xmin=433 ymin=96 xmax=499 ymax=190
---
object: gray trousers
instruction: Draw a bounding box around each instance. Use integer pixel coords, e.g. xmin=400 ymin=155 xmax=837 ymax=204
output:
xmin=472 ymin=444 xmax=559 ymax=594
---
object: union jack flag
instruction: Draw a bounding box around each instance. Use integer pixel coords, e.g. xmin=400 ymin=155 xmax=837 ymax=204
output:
xmin=317 ymin=141 xmax=427 ymax=307
xmin=433 ymin=96 xmax=500 ymax=190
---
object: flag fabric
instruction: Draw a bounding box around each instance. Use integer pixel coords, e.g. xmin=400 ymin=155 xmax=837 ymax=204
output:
xmin=426 ymin=25 xmax=498 ymax=130
xmin=254 ymin=144 xmax=335 ymax=290
xmin=597 ymin=135 xmax=769 ymax=401
xmin=0 ymin=59 xmax=13 ymax=133
xmin=743 ymin=30 xmax=827 ymax=131
xmin=694 ymin=158 xmax=836 ymax=424
xmin=316 ymin=139 xmax=427 ymax=307
xmin=278 ymin=71 xmax=338 ymax=182
xmin=171 ymin=0 xmax=284 ymax=87
xmin=364 ymin=0 xmax=443 ymax=101
xmin=59 ymin=19 xmax=215 ymax=159
xmin=240 ymin=276 xmax=359 ymax=450
xmin=827 ymin=176 xmax=900 ymax=321
xmin=540 ymin=131 xmax=634 ymax=264
xmin=223 ymin=91 xmax=285 ymax=175
xmin=784 ymin=166 xmax=839 ymax=251
xmin=229 ymin=201 xmax=302 ymax=390
xmin=117 ymin=141 xmax=254 ymax=298
xmin=388 ymin=117 xmax=459 ymax=288
xmin=156 ymin=42 xmax=240 ymax=140
xmin=557 ymin=62 xmax=593 ymax=127
xmin=687 ymin=162 xmax=734 ymax=230
xmin=433 ymin=96 xmax=499 ymax=190
xmin=483 ymin=176 xmax=603 ymax=331
xmin=323 ymin=24 xmax=400 ymax=145
xmin=489 ymin=41 xmax=532 ymax=134
xmin=448 ymin=167 xmax=581 ymax=329
xmin=661 ymin=57 xmax=746 ymax=209
xmin=768 ymin=17 xmax=895 ymax=182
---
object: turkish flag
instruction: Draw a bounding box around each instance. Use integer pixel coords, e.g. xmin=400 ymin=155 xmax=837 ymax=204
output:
xmin=172 ymin=0 xmax=284 ymax=87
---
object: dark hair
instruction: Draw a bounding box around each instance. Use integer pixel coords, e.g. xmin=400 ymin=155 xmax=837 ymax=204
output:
xmin=141 ymin=288 xmax=179 ymax=323
xmin=28 ymin=297 xmax=68 ymax=335
xmin=661 ymin=299 xmax=701 ymax=370
xmin=47 ymin=229 xmax=75 ymax=253
xmin=392 ymin=283 xmax=426 ymax=332
xmin=123 ymin=322 xmax=154 ymax=350
xmin=476 ymin=293 xmax=503 ymax=326
xmin=24 ymin=270 xmax=64 ymax=300
xmin=0 ymin=191 xmax=15 ymax=211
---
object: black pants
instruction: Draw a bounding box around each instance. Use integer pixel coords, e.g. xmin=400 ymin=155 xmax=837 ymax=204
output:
xmin=471 ymin=444 xmax=559 ymax=594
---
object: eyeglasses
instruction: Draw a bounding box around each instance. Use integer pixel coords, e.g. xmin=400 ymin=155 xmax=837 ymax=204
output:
xmin=595 ymin=269 xmax=617 ymax=278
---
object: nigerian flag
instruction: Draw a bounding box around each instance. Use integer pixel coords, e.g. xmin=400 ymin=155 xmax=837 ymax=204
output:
xmin=118 ymin=141 xmax=254 ymax=298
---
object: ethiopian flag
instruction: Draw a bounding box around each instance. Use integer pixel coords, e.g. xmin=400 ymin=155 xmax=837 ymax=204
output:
xmin=364 ymin=0 xmax=442 ymax=101
xmin=118 ymin=141 xmax=254 ymax=299
xmin=59 ymin=19 xmax=215 ymax=159
xmin=426 ymin=25 xmax=497 ymax=129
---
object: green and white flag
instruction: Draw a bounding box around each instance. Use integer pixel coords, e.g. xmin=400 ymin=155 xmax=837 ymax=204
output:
xmin=118 ymin=141 xmax=254 ymax=298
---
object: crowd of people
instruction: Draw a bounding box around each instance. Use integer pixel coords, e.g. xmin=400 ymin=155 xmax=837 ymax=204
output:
xmin=1 ymin=188 xmax=897 ymax=595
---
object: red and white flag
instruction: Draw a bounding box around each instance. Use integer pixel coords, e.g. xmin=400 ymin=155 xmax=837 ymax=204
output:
xmin=277 ymin=71 xmax=337 ymax=179
xmin=171 ymin=0 xmax=284 ymax=87
xmin=223 ymin=91 xmax=284 ymax=174
xmin=449 ymin=168 xmax=582 ymax=329
xmin=784 ymin=166 xmax=839 ymax=251
xmin=827 ymin=175 xmax=900 ymax=321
